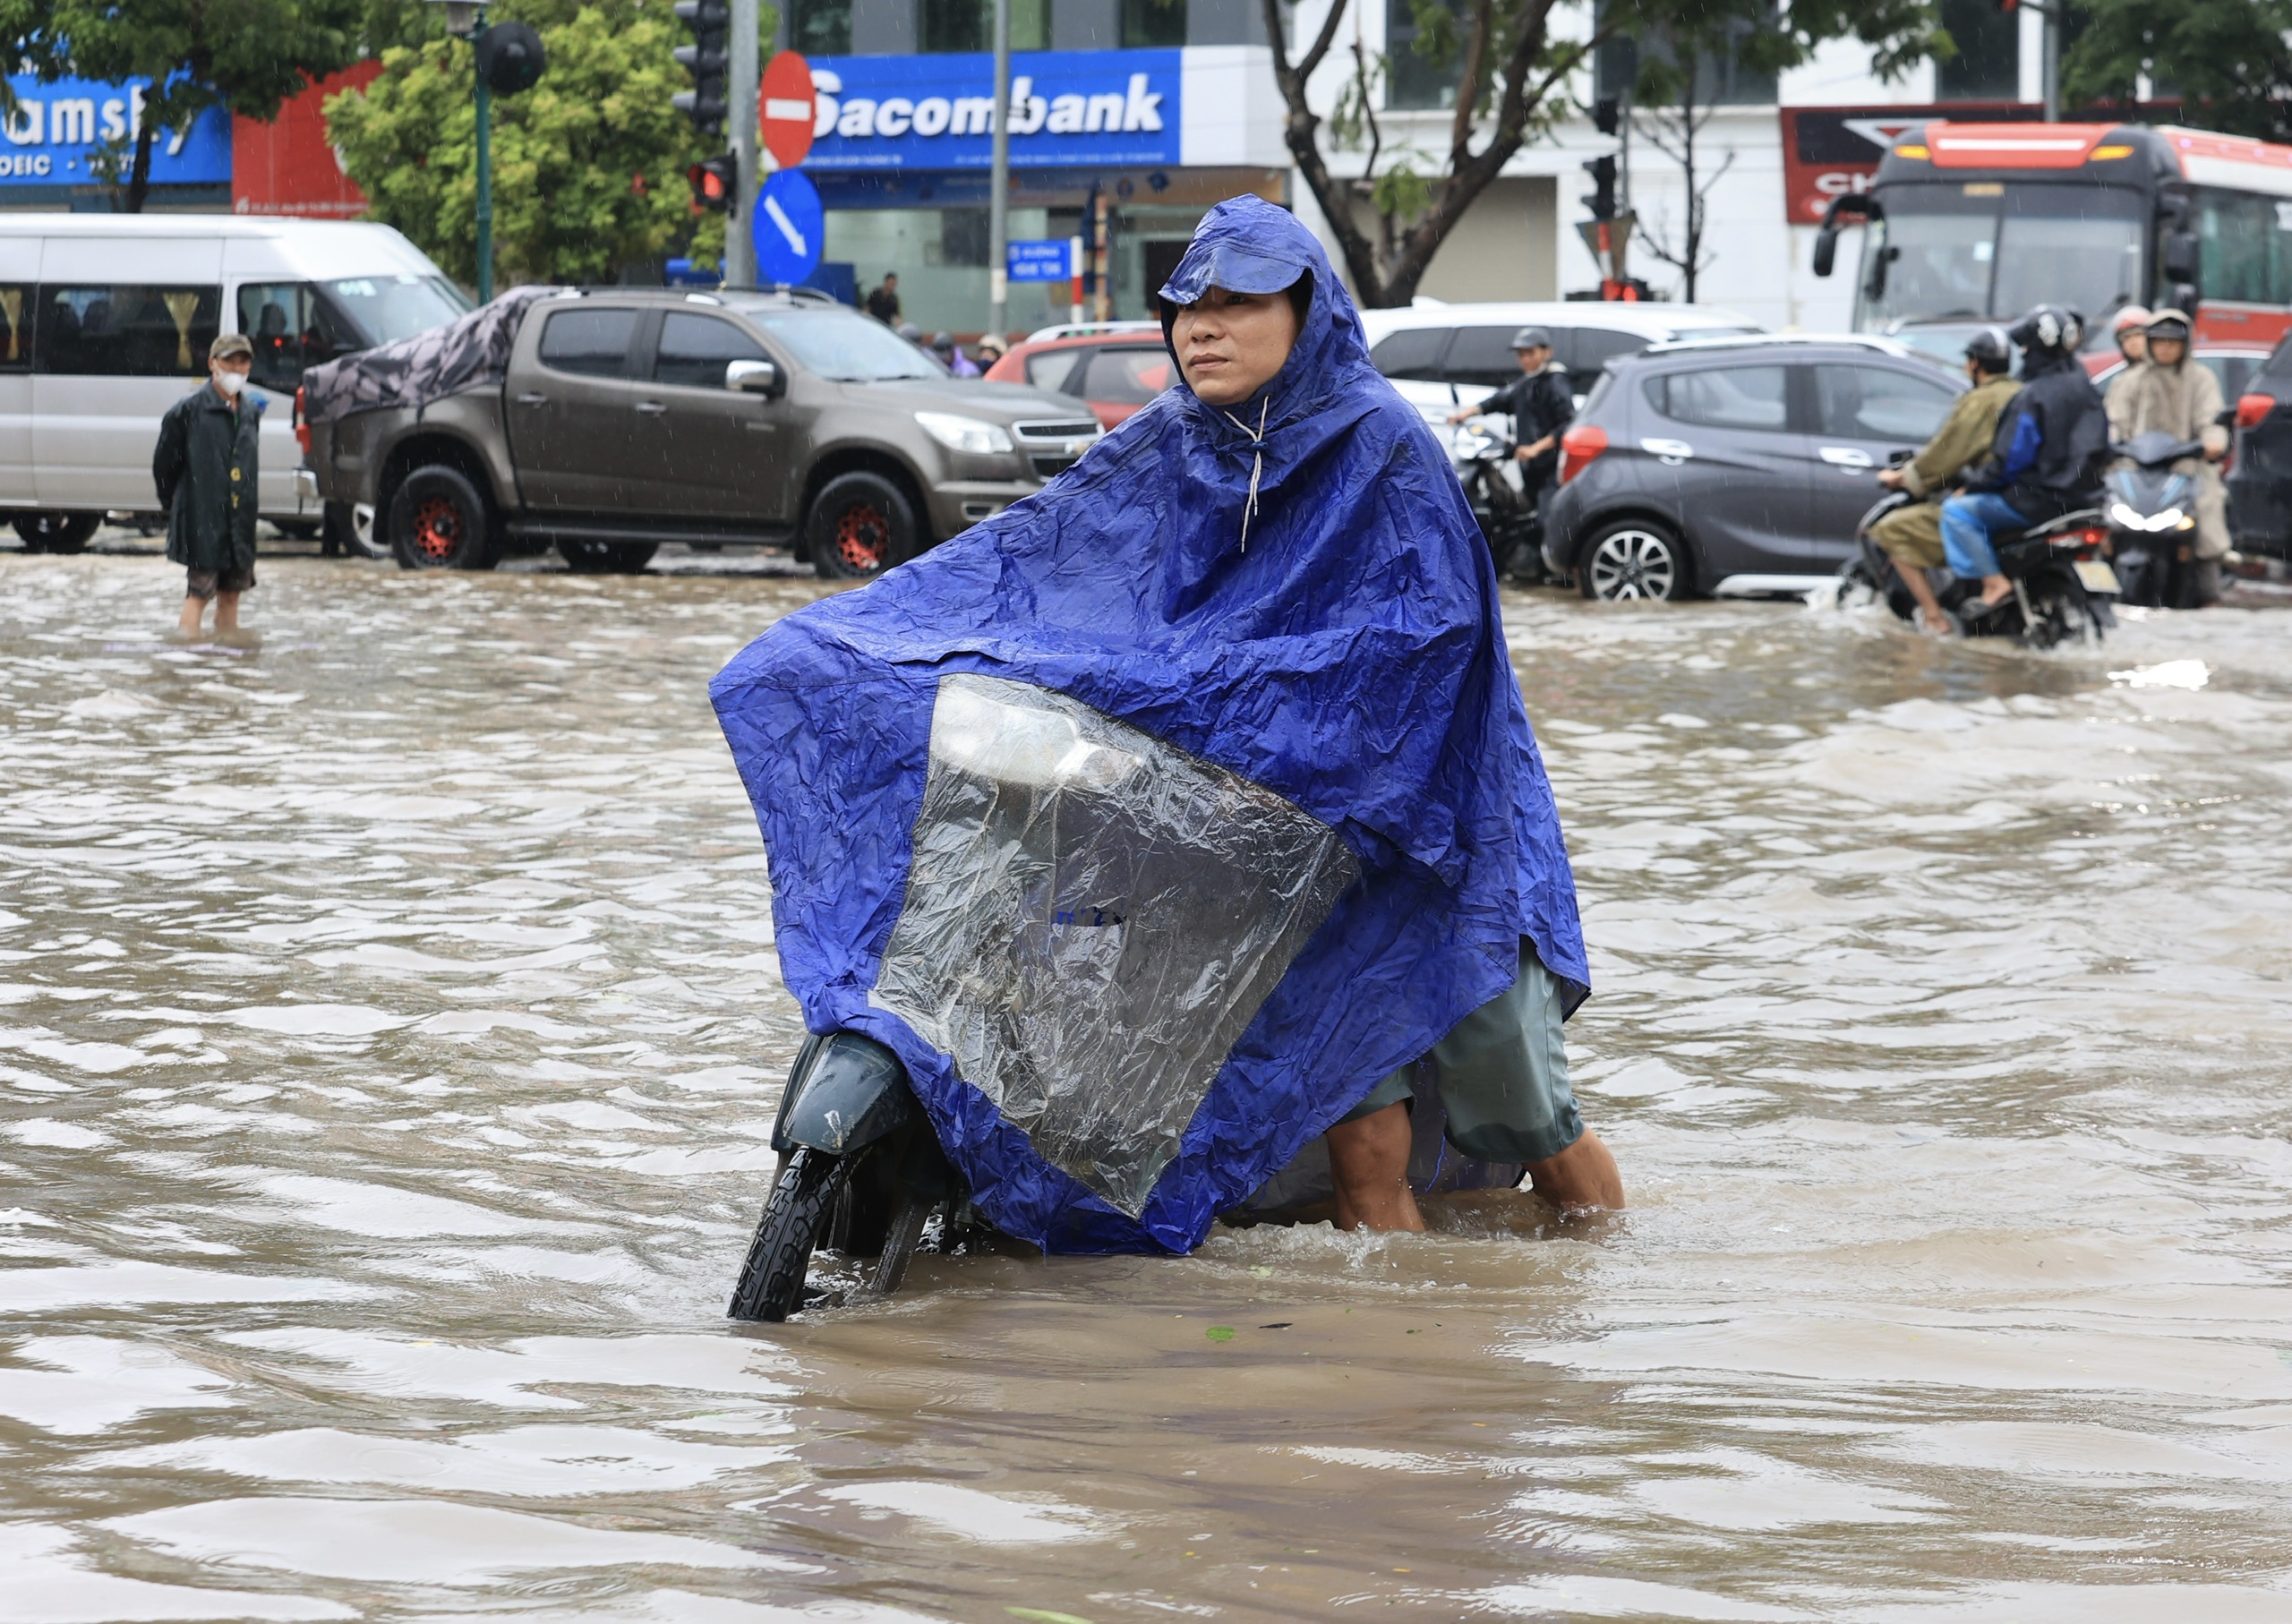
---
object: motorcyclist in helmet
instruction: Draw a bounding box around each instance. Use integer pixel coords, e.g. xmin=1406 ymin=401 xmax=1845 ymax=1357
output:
xmin=2110 ymin=304 xmax=2152 ymax=369
xmin=2105 ymin=308 xmax=2229 ymax=604
xmin=1444 ymin=326 xmax=1574 ymax=481
xmin=1938 ymin=303 xmax=2108 ymax=619
xmin=1870 ymin=326 xmax=2022 ymax=635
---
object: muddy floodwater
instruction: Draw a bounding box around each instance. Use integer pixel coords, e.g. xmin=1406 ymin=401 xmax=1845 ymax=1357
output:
xmin=4 ymin=551 xmax=2292 ymax=1623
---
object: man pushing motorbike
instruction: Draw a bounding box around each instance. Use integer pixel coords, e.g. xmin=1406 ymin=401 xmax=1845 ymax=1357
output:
xmin=1870 ymin=328 xmax=2022 ymax=636
xmin=2104 ymin=308 xmax=2229 ymax=606
xmin=1939 ymin=304 xmax=2108 ymax=625
xmin=714 ymin=197 xmax=1616 ymax=1278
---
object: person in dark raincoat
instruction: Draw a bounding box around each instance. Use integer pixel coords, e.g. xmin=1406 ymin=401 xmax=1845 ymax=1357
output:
xmin=154 ymin=332 xmax=262 ymax=639
xmin=713 ymin=196 xmax=1621 ymax=1253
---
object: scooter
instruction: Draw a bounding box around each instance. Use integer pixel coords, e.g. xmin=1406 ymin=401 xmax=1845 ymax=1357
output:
xmin=1449 ymin=414 xmax=1545 ymax=581
xmin=1844 ymin=489 xmax=2119 ymax=647
xmin=2103 ymin=430 xmax=2206 ymax=608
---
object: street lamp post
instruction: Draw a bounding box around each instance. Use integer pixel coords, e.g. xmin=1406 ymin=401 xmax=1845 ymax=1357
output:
xmin=988 ymin=0 xmax=1010 ymax=337
xmin=431 ymin=0 xmax=495 ymax=302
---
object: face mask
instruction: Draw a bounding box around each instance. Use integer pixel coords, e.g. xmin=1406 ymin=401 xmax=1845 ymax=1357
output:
xmin=212 ymin=369 xmax=246 ymax=397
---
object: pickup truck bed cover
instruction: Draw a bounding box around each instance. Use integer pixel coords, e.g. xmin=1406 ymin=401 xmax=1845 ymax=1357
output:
xmin=304 ymin=285 xmax=558 ymax=425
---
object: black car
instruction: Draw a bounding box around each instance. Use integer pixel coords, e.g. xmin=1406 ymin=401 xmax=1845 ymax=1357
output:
xmin=1541 ymin=337 xmax=1967 ymax=600
xmin=2226 ymin=334 xmax=2292 ymax=560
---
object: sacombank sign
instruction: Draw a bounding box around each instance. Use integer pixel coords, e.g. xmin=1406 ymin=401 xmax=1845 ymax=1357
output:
xmin=1 ymin=74 xmax=232 ymax=184
xmin=805 ymin=49 xmax=1180 ymax=171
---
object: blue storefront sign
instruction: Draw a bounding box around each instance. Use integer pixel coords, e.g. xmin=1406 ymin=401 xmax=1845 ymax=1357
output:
xmin=1 ymin=75 xmax=233 ymax=185
xmin=1006 ymin=238 xmax=1074 ymax=281
xmin=806 ymin=49 xmax=1180 ymax=172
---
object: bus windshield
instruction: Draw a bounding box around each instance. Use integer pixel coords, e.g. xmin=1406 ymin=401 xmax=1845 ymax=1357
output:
xmin=1858 ymin=181 xmax=2147 ymax=331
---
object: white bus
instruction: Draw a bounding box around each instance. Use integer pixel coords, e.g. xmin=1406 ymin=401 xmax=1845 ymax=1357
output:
xmin=0 ymin=215 xmax=467 ymax=551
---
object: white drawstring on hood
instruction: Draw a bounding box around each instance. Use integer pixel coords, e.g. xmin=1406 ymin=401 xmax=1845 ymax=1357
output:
xmin=1220 ymin=395 xmax=1271 ymax=552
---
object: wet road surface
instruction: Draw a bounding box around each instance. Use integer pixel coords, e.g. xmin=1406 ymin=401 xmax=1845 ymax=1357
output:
xmin=4 ymin=549 xmax=2292 ymax=1622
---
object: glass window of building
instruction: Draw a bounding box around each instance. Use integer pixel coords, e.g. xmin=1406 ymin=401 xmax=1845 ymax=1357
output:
xmin=919 ymin=0 xmax=982 ymax=51
xmin=1935 ymin=0 xmax=2018 ymax=99
xmin=1388 ymin=0 xmax=1467 ymax=111
xmin=1594 ymin=12 xmax=1779 ymax=107
xmin=1123 ymin=0 xmax=1187 ymax=48
xmin=786 ymin=0 xmax=851 ymax=56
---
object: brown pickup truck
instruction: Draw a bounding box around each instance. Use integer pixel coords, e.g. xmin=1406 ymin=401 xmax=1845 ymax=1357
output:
xmin=298 ymin=285 xmax=1101 ymax=576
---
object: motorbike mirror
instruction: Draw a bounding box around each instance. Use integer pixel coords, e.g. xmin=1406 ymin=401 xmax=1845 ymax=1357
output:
xmin=1812 ymin=227 xmax=1839 ymax=278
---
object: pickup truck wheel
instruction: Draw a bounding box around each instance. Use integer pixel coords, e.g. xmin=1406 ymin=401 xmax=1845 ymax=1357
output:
xmin=808 ymin=472 xmax=919 ymax=580
xmin=13 ymin=511 xmax=99 ymax=554
xmin=389 ymin=466 xmax=497 ymax=571
xmin=555 ymin=539 xmax=659 ymax=575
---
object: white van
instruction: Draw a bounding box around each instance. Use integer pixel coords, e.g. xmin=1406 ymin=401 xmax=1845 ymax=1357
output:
xmin=0 ymin=215 xmax=468 ymax=551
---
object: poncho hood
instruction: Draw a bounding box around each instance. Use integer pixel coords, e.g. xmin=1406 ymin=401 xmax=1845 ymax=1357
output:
xmin=712 ymin=195 xmax=1586 ymax=1253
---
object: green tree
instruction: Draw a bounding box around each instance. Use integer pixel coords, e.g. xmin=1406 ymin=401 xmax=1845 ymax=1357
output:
xmin=1270 ymin=0 xmax=1944 ymax=306
xmin=0 ymin=0 xmax=363 ymax=212
xmin=327 ymin=0 xmax=757 ymax=288
xmin=2065 ymin=0 xmax=2292 ymax=141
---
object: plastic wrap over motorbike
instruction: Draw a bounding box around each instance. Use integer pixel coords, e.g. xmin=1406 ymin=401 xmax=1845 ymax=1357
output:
xmin=875 ymin=673 xmax=1359 ymax=1217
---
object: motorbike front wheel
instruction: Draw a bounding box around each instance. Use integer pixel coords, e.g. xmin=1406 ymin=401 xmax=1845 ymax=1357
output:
xmin=729 ymin=1147 xmax=852 ymax=1322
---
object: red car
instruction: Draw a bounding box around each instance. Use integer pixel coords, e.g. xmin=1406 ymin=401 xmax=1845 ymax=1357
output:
xmin=985 ymin=329 xmax=1175 ymax=430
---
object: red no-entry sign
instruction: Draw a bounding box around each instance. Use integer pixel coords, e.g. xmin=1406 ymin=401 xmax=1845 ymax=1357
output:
xmin=760 ymin=52 xmax=816 ymax=171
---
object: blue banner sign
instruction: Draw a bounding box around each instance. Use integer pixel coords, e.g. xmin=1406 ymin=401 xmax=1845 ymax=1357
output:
xmin=806 ymin=49 xmax=1180 ymax=172
xmin=1 ymin=75 xmax=233 ymax=185
xmin=1006 ymin=238 xmax=1073 ymax=281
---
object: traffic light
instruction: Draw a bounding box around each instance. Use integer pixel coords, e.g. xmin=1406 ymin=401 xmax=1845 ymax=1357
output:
xmin=687 ymin=152 xmax=738 ymax=212
xmin=1582 ymin=154 xmax=1618 ymax=220
xmin=1592 ymin=98 xmax=1621 ymax=137
xmin=672 ymin=0 xmax=731 ymax=135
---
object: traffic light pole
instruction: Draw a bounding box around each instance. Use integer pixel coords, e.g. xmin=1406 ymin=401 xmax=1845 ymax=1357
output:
xmin=988 ymin=0 xmax=1010 ymax=337
xmin=727 ymin=0 xmax=757 ymax=286
xmin=474 ymin=22 xmax=493 ymax=303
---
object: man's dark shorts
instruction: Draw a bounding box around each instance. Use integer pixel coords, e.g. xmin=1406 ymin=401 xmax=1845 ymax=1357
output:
xmin=186 ymin=566 xmax=256 ymax=599
xmin=1338 ymin=943 xmax=1584 ymax=1164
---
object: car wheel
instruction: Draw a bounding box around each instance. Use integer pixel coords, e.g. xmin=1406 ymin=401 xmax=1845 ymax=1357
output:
xmin=555 ymin=539 xmax=659 ymax=575
xmin=1579 ymin=520 xmax=1689 ymax=602
xmin=808 ymin=471 xmax=920 ymax=580
xmin=389 ymin=466 xmax=496 ymax=571
xmin=13 ymin=511 xmax=99 ymax=554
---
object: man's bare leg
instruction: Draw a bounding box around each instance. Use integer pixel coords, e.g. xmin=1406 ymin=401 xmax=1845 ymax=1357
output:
xmin=213 ymin=591 xmax=242 ymax=635
xmin=177 ymin=594 xmax=209 ymax=637
xmin=1524 ymin=1129 xmax=1623 ymax=1214
xmin=1976 ymin=572 xmax=2012 ymax=607
xmin=1324 ymin=1102 xmax=1424 ymax=1232
xmin=1888 ymin=557 xmax=1954 ymax=636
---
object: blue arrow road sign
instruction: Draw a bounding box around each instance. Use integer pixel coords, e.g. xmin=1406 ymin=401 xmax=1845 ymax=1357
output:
xmin=1006 ymin=238 xmax=1073 ymax=282
xmin=753 ymin=168 xmax=824 ymax=285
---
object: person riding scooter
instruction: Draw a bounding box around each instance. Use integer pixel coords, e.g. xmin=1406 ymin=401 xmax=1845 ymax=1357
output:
xmin=712 ymin=197 xmax=1617 ymax=1286
xmin=1939 ymin=303 xmax=2108 ymax=623
xmin=2104 ymin=308 xmax=2228 ymax=605
xmin=1446 ymin=326 xmax=1573 ymax=486
xmin=1870 ymin=327 xmax=2022 ymax=636
xmin=2109 ymin=304 xmax=2151 ymax=370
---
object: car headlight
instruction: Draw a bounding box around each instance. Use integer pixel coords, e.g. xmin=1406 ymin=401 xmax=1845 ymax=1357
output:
xmin=914 ymin=412 xmax=1014 ymax=456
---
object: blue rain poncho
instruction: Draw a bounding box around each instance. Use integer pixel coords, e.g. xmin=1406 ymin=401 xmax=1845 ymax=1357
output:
xmin=712 ymin=196 xmax=1586 ymax=1254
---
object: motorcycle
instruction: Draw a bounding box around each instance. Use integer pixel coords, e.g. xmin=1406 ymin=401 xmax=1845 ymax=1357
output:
xmin=727 ymin=674 xmax=1527 ymax=1323
xmin=1449 ymin=414 xmax=1546 ymax=581
xmin=1843 ymin=487 xmax=2119 ymax=647
xmin=2103 ymin=430 xmax=2207 ymax=608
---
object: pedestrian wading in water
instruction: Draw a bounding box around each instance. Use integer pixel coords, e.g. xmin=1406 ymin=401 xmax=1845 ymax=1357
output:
xmin=154 ymin=332 xmax=262 ymax=642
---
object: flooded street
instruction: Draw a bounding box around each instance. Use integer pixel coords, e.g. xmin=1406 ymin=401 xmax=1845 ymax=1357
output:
xmin=6 ymin=548 xmax=2292 ymax=1622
